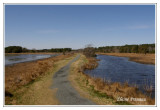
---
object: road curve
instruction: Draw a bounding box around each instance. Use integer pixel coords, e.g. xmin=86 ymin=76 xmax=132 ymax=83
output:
xmin=51 ymin=55 xmax=95 ymax=105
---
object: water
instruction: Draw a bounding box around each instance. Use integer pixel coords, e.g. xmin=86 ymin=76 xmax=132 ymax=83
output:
xmin=85 ymin=55 xmax=155 ymax=98
xmin=5 ymin=54 xmax=59 ymax=65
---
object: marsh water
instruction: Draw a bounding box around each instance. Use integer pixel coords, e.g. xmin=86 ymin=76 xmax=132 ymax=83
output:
xmin=85 ymin=55 xmax=155 ymax=98
xmin=5 ymin=54 xmax=59 ymax=65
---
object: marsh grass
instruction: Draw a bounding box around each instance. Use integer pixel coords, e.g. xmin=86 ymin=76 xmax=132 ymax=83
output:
xmin=5 ymin=54 xmax=74 ymax=105
xmin=85 ymin=73 xmax=155 ymax=105
xmin=70 ymin=55 xmax=115 ymax=105
xmin=70 ymin=54 xmax=155 ymax=105
xmin=99 ymin=53 xmax=155 ymax=65
xmin=143 ymin=79 xmax=154 ymax=98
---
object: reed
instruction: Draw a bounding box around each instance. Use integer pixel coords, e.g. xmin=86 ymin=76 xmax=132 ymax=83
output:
xmin=5 ymin=54 xmax=73 ymax=96
xmin=76 ymin=55 xmax=155 ymax=105
xmin=143 ymin=79 xmax=154 ymax=97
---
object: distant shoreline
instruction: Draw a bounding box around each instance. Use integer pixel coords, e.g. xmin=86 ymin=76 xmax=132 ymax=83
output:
xmin=5 ymin=52 xmax=61 ymax=55
xmin=5 ymin=55 xmax=57 ymax=67
xmin=98 ymin=53 xmax=155 ymax=65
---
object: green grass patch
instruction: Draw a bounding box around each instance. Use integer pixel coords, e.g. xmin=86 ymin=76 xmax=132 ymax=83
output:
xmin=89 ymin=85 xmax=112 ymax=99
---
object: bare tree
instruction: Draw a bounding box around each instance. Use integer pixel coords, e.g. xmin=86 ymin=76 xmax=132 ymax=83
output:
xmin=83 ymin=44 xmax=96 ymax=57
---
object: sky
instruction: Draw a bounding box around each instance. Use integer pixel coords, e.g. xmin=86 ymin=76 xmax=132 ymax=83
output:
xmin=5 ymin=5 xmax=155 ymax=49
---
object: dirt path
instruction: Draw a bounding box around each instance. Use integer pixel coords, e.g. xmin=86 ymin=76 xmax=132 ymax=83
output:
xmin=52 ymin=55 xmax=95 ymax=105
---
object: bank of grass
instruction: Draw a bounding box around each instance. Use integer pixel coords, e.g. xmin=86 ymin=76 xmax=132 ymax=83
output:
xmin=98 ymin=53 xmax=155 ymax=65
xmin=5 ymin=54 xmax=76 ymax=105
xmin=70 ymin=54 xmax=117 ymax=105
xmin=69 ymin=54 xmax=155 ymax=105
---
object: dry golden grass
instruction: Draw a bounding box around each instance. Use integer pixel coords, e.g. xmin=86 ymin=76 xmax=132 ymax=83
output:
xmin=69 ymin=55 xmax=115 ymax=105
xmin=84 ymin=57 xmax=99 ymax=69
xmin=98 ymin=53 xmax=155 ymax=65
xmin=5 ymin=54 xmax=75 ymax=105
xmin=87 ymin=77 xmax=155 ymax=105
xmin=69 ymin=54 xmax=155 ymax=105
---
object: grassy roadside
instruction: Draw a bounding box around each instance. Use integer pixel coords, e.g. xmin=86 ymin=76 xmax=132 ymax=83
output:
xmin=5 ymin=54 xmax=76 ymax=105
xmin=69 ymin=54 xmax=117 ymax=105
xmin=98 ymin=53 xmax=155 ymax=65
xmin=69 ymin=54 xmax=155 ymax=105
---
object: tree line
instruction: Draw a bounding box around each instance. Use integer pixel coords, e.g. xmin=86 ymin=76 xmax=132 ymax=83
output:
xmin=5 ymin=44 xmax=155 ymax=54
xmin=5 ymin=46 xmax=72 ymax=53
xmin=97 ymin=44 xmax=155 ymax=54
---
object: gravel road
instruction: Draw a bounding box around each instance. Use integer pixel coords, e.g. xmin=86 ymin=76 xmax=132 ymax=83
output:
xmin=52 ymin=55 xmax=95 ymax=105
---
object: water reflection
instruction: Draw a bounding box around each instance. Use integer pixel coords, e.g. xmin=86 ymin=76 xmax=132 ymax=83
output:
xmin=85 ymin=55 xmax=155 ymax=98
xmin=5 ymin=54 xmax=59 ymax=65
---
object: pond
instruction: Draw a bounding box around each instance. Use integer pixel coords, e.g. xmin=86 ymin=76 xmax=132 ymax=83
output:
xmin=85 ymin=55 xmax=155 ymax=98
xmin=5 ymin=54 xmax=59 ymax=65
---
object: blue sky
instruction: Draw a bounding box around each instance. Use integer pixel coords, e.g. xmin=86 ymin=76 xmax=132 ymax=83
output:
xmin=5 ymin=5 xmax=155 ymax=49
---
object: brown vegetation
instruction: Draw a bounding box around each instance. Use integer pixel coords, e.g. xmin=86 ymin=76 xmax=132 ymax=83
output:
xmin=84 ymin=77 xmax=155 ymax=105
xmin=79 ymin=57 xmax=99 ymax=72
xmin=70 ymin=54 xmax=155 ymax=105
xmin=70 ymin=55 xmax=114 ymax=105
xmin=98 ymin=53 xmax=155 ymax=65
xmin=83 ymin=44 xmax=96 ymax=57
xmin=5 ymin=54 xmax=73 ymax=102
